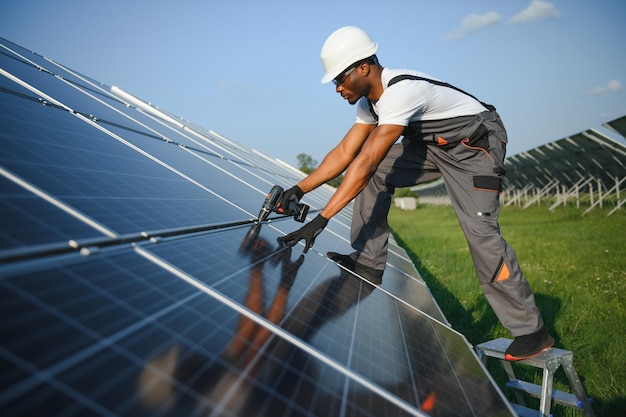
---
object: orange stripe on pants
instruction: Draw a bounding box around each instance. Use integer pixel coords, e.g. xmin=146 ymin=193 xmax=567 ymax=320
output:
xmin=497 ymin=261 xmax=510 ymax=282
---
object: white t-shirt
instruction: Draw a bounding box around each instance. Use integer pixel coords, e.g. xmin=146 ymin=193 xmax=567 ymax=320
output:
xmin=355 ymin=68 xmax=488 ymax=126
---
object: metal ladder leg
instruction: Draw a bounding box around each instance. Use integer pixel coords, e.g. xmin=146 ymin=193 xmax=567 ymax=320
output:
xmin=539 ymin=358 xmax=558 ymax=417
xmin=561 ymin=355 xmax=596 ymax=417
xmin=500 ymin=360 xmax=526 ymax=407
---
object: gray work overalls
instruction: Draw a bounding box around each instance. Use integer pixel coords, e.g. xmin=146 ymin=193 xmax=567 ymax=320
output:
xmin=351 ymin=75 xmax=544 ymax=337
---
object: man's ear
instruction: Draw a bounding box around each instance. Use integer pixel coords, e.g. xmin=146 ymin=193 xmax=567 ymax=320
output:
xmin=359 ymin=62 xmax=371 ymax=77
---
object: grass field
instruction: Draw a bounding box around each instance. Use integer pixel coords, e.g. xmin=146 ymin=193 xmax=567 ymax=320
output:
xmin=388 ymin=204 xmax=625 ymax=417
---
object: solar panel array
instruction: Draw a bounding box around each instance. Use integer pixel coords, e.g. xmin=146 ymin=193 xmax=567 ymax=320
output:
xmin=503 ymin=129 xmax=626 ymax=190
xmin=0 ymin=38 xmax=514 ymax=417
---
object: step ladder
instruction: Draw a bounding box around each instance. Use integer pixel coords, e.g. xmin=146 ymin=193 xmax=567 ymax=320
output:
xmin=476 ymin=338 xmax=595 ymax=417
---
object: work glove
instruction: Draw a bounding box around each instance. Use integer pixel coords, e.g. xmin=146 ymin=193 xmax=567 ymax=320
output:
xmin=277 ymin=214 xmax=328 ymax=253
xmin=277 ymin=185 xmax=304 ymax=215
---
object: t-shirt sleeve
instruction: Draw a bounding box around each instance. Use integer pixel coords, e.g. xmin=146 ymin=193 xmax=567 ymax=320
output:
xmin=355 ymin=97 xmax=377 ymax=125
xmin=375 ymin=84 xmax=426 ymax=126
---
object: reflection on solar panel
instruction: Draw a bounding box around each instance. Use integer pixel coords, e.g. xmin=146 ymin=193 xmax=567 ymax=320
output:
xmin=0 ymin=38 xmax=515 ymax=416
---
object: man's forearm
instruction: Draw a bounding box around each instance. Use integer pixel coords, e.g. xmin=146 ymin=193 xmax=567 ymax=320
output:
xmin=319 ymin=124 xmax=405 ymax=219
xmin=297 ymin=147 xmax=353 ymax=193
xmin=320 ymin=158 xmax=374 ymax=218
xmin=298 ymin=124 xmax=376 ymax=194
xmin=298 ymin=168 xmax=340 ymax=194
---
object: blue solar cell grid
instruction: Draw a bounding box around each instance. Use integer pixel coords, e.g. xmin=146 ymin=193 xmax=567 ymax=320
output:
xmin=0 ymin=37 xmax=514 ymax=416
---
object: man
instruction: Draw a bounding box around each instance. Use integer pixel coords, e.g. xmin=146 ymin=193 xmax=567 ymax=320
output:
xmin=276 ymin=26 xmax=553 ymax=361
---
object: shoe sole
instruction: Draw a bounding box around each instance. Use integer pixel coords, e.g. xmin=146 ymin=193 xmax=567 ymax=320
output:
xmin=504 ymin=341 xmax=555 ymax=361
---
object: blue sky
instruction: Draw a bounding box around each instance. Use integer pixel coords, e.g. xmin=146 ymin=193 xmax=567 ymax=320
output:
xmin=2 ymin=0 xmax=625 ymax=167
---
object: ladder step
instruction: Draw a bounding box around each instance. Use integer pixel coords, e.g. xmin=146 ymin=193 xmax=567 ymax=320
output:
xmin=476 ymin=337 xmax=572 ymax=367
xmin=505 ymin=380 xmax=589 ymax=409
xmin=510 ymin=403 xmax=548 ymax=417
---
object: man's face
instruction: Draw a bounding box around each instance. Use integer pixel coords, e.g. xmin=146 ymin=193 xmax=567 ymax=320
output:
xmin=333 ymin=64 xmax=362 ymax=105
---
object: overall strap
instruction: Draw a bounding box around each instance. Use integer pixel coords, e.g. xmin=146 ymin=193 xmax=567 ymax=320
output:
xmin=368 ymin=74 xmax=495 ymax=121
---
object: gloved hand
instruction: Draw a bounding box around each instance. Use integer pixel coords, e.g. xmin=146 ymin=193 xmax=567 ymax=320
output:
xmin=276 ymin=185 xmax=304 ymax=215
xmin=277 ymin=214 xmax=328 ymax=253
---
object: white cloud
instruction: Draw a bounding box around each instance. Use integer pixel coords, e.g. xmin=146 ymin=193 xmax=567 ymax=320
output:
xmin=607 ymin=80 xmax=623 ymax=91
xmin=445 ymin=11 xmax=501 ymax=40
xmin=589 ymin=80 xmax=623 ymax=95
xmin=509 ymin=0 xmax=559 ymax=24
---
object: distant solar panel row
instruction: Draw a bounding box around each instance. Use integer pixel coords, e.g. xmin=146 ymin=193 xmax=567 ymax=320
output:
xmin=503 ymin=129 xmax=626 ymax=191
xmin=0 ymin=38 xmax=514 ymax=416
xmin=604 ymin=115 xmax=626 ymax=141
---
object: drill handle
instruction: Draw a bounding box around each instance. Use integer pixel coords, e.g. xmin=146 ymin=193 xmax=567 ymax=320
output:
xmin=258 ymin=185 xmax=284 ymax=221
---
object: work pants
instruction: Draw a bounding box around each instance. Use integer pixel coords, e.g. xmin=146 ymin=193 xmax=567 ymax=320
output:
xmin=350 ymin=110 xmax=544 ymax=336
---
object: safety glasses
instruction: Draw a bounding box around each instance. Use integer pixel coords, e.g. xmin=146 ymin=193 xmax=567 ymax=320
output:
xmin=332 ymin=65 xmax=356 ymax=87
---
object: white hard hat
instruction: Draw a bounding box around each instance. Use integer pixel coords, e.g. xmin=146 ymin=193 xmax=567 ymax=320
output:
xmin=320 ymin=26 xmax=378 ymax=84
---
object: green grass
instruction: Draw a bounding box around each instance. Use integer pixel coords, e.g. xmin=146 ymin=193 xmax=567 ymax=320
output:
xmin=388 ymin=204 xmax=626 ymax=417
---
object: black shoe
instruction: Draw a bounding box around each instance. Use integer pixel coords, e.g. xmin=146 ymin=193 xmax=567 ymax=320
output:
xmin=326 ymin=252 xmax=384 ymax=284
xmin=504 ymin=326 xmax=555 ymax=361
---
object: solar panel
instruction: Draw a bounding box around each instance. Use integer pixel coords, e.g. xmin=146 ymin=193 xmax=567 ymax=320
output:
xmin=503 ymin=129 xmax=626 ymax=190
xmin=604 ymin=115 xmax=626 ymax=140
xmin=0 ymin=37 xmax=515 ymax=416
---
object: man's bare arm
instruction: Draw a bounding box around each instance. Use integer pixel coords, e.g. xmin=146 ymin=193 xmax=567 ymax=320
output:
xmin=320 ymin=124 xmax=405 ymax=219
xmin=297 ymin=123 xmax=376 ymax=193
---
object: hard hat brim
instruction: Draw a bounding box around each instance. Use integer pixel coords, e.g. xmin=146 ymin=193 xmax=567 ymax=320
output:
xmin=320 ymin=45 xmax=378 ymax=84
